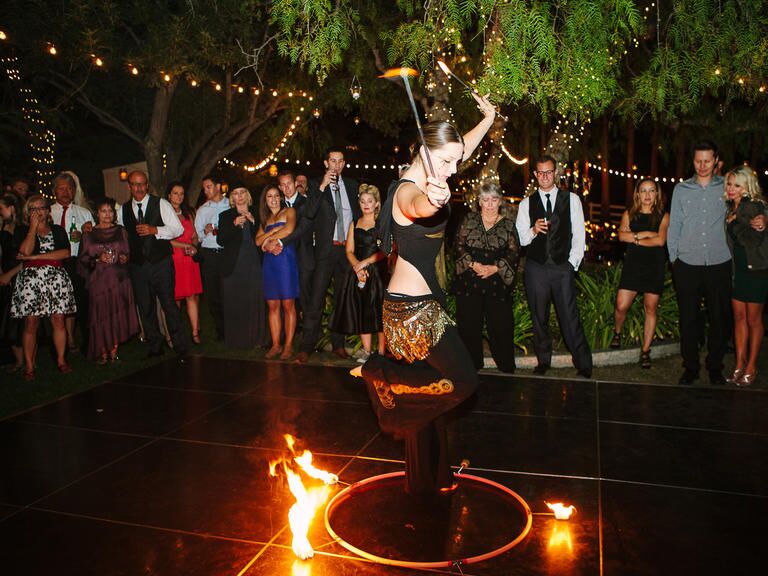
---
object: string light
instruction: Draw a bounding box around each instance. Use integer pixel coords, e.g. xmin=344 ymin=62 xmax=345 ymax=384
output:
xmin=1 ymin=55 xmax=56 ymax=196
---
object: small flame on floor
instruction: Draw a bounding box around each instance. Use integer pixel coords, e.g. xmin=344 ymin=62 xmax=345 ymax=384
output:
xmin=546 ymin=502 xmax=576 ymax=520
xmin=270 ymin=434 xmax=338 ymax=560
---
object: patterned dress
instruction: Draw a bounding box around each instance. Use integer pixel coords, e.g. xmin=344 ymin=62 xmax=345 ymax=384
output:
xmin=11 ymin=231 xmax=76 ymax=317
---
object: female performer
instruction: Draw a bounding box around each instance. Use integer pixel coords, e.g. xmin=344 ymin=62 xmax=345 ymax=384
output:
xmin=724 ymin=166 xmax=767 ymax=385
xmin=611 ymin=178 xmax=669 ymax=368
xmin=352 ymin=94 xmax=496 ymax=495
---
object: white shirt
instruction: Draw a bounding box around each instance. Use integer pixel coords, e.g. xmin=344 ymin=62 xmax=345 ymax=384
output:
xmin=515 ymin=188 xmax=586 ymax=271
xmin=50 ymin=202 xmax=93 ymax=257
xmin=332 ymin=178 xmax=354 ymax=243
xmin=194 ymin=197 xmax=230 ymax=249
xmin=116 ymin=195 xmax=184 ymax=240
xmin=284 ymin=192 xmax=299 ymax=208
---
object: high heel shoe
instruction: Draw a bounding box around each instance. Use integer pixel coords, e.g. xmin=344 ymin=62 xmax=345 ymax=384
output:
xmin=609 ymin=332 xmax=621 ymax=349
xmin=726 ymin=368 xmax=744 ymax=385
xmin=737 ymin=371 xmax=756 ymax=387
xmin=192 ymin=332 xmax=201 ymax=345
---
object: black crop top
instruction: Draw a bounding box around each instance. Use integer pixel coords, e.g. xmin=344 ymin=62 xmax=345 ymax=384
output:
xmin=388 ymin=179 xmax=450 ymax=302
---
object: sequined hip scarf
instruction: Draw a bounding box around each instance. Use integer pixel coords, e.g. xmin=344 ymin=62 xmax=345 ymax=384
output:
xmin=383 ymin=294 xmax=454 ymax=363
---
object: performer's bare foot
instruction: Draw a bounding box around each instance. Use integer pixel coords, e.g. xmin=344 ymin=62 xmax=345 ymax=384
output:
xmin=349 ymin=365 xmax=363 ymax=378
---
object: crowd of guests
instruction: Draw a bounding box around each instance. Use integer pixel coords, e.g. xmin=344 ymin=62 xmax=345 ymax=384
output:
xmin=1 ymin=138 xmax=767 ymax=386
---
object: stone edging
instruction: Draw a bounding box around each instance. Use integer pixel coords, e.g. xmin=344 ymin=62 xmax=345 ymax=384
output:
xmin=484 ymin=342 xmax=679 ymax=369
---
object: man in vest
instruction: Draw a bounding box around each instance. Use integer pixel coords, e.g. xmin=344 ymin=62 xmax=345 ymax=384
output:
xmin=516 ymin=155 xmax=592 ymax=378
xmin=117 ymin=170 xmax=187 ymax=359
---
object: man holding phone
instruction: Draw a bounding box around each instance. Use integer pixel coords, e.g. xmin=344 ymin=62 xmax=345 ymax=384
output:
xmin=516 ymin=155 xmax=592 ymax=377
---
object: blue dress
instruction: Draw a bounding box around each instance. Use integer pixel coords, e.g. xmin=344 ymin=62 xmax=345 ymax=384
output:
xmin=262 ymin=222 xmax=300 ymax=300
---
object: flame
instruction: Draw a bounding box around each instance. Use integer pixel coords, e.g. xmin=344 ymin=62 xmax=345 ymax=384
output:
xmin=546 ymin=502 xmax=576 ymax=520
xmin=379 ymin=67 xmax=419 ymax=78
xmin=270 ymin=435 xmax=338 ymax=560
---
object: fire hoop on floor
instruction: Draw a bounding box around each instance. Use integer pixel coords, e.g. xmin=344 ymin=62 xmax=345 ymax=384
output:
xmin=324 ymin=471 xmax=532 ymax=569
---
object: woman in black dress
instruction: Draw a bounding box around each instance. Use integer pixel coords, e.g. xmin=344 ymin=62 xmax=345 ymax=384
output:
xmin=611 ymin=178 xmax=669 ymax=367
xmin=217 ymin=185 xmax=268 ymax=349
xmin=0 ymin=193 xmax=23 ymax=372
xmin=351 ymin=94 xmax=497 ymax=495
xmin=454 ymin=181 xmax=520 ymax=372
xmin=724 ymin=166 xmax=768 ymax=386
xmin=330 ymin=184 xmax=387 ymax=362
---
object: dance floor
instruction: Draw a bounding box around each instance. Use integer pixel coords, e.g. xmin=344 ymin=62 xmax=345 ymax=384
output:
xmin=1 ymin=356 xmax=765 ymax=575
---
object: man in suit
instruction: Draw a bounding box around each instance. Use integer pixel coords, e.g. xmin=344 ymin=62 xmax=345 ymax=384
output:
xmin=515 ymin=155 xmax=592 ymax=378
xmin=292 ymin=147 xmax=361 ymax=363
xmin=117 ymin=170 xmax=187 ymax=359
xmin=274 ymin=170 xmax=314 ymax=314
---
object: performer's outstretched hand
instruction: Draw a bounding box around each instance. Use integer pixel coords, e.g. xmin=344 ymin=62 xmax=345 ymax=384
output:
xmin=471 ymin=92 xmax=496 ymax=119
xmin=426 ymin=177 xmax=450 ymax=207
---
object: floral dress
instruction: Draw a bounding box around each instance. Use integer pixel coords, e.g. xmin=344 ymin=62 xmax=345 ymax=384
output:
xmin=11 ymin=231 xmax=76 ymax=317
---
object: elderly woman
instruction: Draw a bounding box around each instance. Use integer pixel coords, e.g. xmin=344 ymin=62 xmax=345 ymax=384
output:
xmin=11 ymin=195 xmax=76 ymax=379
xmin=77 ymin=199 xmax=139 ymax=364
xmin=454 ymin=181 xmax=520 ymax=373
xmin=217 ymin=184 xmax=268 ymax=349
xmin=724 ymin=166 xmax=768 ymax=386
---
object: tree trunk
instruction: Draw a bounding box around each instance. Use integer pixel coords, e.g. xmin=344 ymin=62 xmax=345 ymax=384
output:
xmin=601 ymin=115 xmax=610 ymax=220
xmin=625 ymin=120 xmax=635 ymax=206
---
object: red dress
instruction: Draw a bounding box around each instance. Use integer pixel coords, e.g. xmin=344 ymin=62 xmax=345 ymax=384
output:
xmin=172 ymin=216 xmax=203 ymax=300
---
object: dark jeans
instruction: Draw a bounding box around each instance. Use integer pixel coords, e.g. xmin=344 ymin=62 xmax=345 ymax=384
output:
xmin=300 ymin=244 xmax=348 ymax=353
xmin=362 ymin=321 xmax=479 ymax=494
xmin=130 ymin=258 xmax=187 ymax=355
xmin=524 ymin=259 xmax=592 ymax=371
xmin=199 ymin=248 xmax=225 ymax=339
xmin=456 ymin=291 xmax=516 ymax=372
xmin=672 ymin=259 xmax=732 ymax=373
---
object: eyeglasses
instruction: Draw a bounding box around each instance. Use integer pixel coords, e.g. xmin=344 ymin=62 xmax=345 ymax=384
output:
xmin=535 ymin=170 xmax=555 ymax=177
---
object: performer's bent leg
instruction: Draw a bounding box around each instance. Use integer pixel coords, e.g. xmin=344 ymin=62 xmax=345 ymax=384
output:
xmin=362 ymin=326 xmax=478 ymax=494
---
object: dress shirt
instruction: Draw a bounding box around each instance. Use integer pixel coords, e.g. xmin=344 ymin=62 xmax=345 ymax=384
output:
xmin=667 ymin=175 xmax=729 ymax=266
xmin=117 ymin=195 xmax=184 ymax=240
xmin=194 ymin=197 xmax=230 ymax=248
xmin=284 ymin=192 xmax=299 ymax=208
xmin=333 ymin=178 xmax=354 ymax=243
xmin=515 ymin=188 xmax=586 ymax=270
xmin=50 ymin=202 xmax=94 ymax=257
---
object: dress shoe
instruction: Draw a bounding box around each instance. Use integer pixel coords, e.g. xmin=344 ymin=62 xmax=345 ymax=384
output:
xmin=708 ymin=370 xmax=726 ymax=386
xmin=294 ymin=351 xmax=310 ymax=364
xmin=678 ymin=369 xmax=699 ymax=385
xmin=736 ymin=370 xmax=757 ymax=387
xmin=332 ymin=347 xmax=349 ymax=360
xmin=532 ymin=364 xmax=549 ymax=375
xmin=577 ymin=368 xmax=592 ymax=379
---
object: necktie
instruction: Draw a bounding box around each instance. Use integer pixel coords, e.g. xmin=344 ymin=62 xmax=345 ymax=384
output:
xmin=137 ymin=202 xmax=145 ymax=224
xmin=60 ymin=205 xmax=68 ymax=228
xmin=545 ymin=193 xmax=552 ymax=220
xmin=333 ymin=182 xmax=345 ymax=242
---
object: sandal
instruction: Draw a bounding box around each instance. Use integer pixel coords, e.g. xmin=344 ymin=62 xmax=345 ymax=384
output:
xmin=610 ymin=332 xmax=622 ymax=349
xmin=192 ymin=332 xmax=201 ymax=345
xmin=96 ymin=355 xmax=109 ymax=366
xmin=640 ymin=349 xmax=651 ymax=369
xmin=23 ymin=370 xmax=35 ymax=381
xmin=57 ymin=363 xmax=73 ymax=374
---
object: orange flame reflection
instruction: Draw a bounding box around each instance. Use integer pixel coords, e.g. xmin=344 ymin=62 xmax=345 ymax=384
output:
xmin=270 ymin=435 xmax=338 ymax=560
xmin=546 ymin=502 xmax=576 ymax=520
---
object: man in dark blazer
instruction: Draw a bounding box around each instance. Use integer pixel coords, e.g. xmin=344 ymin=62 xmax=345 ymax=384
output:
xmin=291 ymin=147 xmax=361 ymax=363
xmin=276 ymin=170 xmax=314 ymax=315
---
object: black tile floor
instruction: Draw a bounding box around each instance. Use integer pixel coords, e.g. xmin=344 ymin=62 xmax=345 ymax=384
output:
xmin=2 ymin=356 xmax=766 ymax=575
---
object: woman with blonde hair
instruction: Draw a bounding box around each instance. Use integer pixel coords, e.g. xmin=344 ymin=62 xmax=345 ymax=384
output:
xmin=330 ymin=184 xmax=387 ymax=362
xmin=454 ymin=180 xmax=520 ymax=372
xmin=724 ymin=166 xmax=768 ymax=385
xmin=611 ymin=178 xmax=670 ymax=368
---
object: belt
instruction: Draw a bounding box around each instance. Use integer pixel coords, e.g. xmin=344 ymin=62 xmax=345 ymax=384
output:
xmin=24 ymin=259 xmax=63 ymax=268
xmin=332 ymin=241 xmax=346 ymax=246
xmin=201 ymin=247 xmax=224 ymax=253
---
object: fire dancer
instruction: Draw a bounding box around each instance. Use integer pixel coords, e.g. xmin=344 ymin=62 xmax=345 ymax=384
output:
xmin=351 ymin=92 xmax=497 ymax=495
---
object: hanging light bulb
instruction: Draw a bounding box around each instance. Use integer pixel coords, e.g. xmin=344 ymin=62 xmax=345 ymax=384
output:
xmin=312 ymin=108 xmax=321 ymax=119
xmin=354 ymin=116 xmax=360 ymax=125
xmin=350 ymin=75 xmax=362 ymax=100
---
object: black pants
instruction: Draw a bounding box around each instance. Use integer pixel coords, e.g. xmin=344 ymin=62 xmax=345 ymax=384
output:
xmin=672 ymin=259 xmax=732 ymax=373
xmin=297 ymin=261 xmax=314 ymax=320
xmin=300 ymin=244 xmax=348 ymax=353
xmin=63 ymin=257 xmax=89 ymax=349
xmin=456 ymin=291 xmax=516 ymax=372
xmin=130 ymin=258 xmax=187 ymax=355
xmin=524 ymin=259 xmax=592 ymax=371
xmin=199 ymin=248 xmax=225 ymax=340
xmin=362 ymin=318 xmax=478 ymax=494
